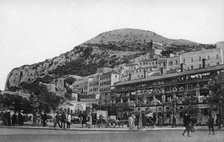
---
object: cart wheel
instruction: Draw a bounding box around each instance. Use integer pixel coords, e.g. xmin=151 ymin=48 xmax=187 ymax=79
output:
xmin=110 ymin=122 xmax=116 ymax=128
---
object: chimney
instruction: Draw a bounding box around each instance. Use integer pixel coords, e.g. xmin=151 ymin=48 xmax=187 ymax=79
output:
xmin=160 ymin=67 xmax=163 ymax=75
xmin=202 ymin=59 xmax=206 ymax=68
xmin=180 ymin=63 xmax=183 ymax=72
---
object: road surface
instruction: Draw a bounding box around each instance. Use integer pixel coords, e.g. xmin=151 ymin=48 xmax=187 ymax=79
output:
xmin=0 ymin=128 xmax=224 ymax=142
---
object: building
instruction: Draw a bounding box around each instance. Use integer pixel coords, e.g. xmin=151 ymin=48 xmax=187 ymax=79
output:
xmin=58 ymin=100 xmax=93 ymax=115
xmin=71 ymin=78 xmax=89 ymax=95
xmin=113 ymin=64 xmax=224 ymax=125
xmin=166 ymin=56 xmax=180 ymax=73
xmin=99 ymin=70 xmax=120 ymax=105
xmin=88 ymin=75 xmax=100 ymax=95
xmin=180 ymin=47 xmax=224 ymax=71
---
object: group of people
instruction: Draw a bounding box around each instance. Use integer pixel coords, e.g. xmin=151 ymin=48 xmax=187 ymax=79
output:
xmin=127 ymin=111 xmax=155 ymax=130
xmin=128 ymin=111 xmax=158 ymax=130
xmin=0 ymin=109 xmax=220 ymax=135
xmin=0 ymin=110 xmax=25 ymax=126
xmin=53 ymin=111 xmax=72 ymax=129
xmin=182 ymin=112 xmax=215 ymax=137
xmin=79 ymin=112 xmax=94 ymax=128
xmin=52 ymin=111 xmax=93 ymax=129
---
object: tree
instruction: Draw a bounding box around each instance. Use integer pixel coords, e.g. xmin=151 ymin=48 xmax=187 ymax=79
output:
xmin=64 ymin=77 xmax=76 ymax=85
xmin=20 ymin=80 xmax=64 ymax=125
xmin=161 ymin=50 xmax=174 ymax=58
xmin=0 ymin=92 xmax=31 ymax=113
xmin=208 ymin=72 xmax=224 ymax=129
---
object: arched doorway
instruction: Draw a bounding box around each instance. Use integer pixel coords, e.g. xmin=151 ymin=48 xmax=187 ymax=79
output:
xmin=75 ymin=104 xmax=83 ymax=114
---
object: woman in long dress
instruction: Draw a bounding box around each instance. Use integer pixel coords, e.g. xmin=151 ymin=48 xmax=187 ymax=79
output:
xmin=128 ymin=114 xmax=135 ymax=130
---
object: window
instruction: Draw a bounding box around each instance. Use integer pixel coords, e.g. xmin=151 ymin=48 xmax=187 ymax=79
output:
xmin=170 ymin=61 xmax=173 ymax=66
xmin=199 ymin=56 xmax=201 ymax=61
xmin=191 ymin=58 xmax=193 ymax=62
xmin=207 ymin=56 xmax=210 ymax=60
xmin=216 ymin=54 xmax=219 ymax=59
xmin=217 ymin=62 xmax=220 ymax=65
xmin=176 ymin=60 xmax=178 ymax=65
xmin=191 ymin=65 xmax=193 ymax=70
xmin=199 ymin=64 xmax=201 ymax=68
xmin=183 ymin=59 xmax=185 ymax=63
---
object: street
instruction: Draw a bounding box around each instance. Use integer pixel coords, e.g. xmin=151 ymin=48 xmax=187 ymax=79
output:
xmin=0 ymin=128 xmax=224 ymax=142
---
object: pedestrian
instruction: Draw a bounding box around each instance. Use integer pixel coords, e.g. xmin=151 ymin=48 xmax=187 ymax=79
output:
xmin=18 ymin=111 xmax=24 ymax=126
xmin=92 ymin=113 xmax=97 ymax=127
xmin=37 ymin=114 xmax=41 ymax=126
xmin=142 ymin=111 xmax=146 ymax=128
xmin=208 ymin=114 xmax=215 ymax=135
xmin=172 ymin=115 xmax=176 ymax=128
xmin=0 ymin=111 xmax=4 ymax=126
xmin=86 ymin=113 xmax=92 ymax=128
xmin=41 ymin=112 xmax=48 ymax=127
xmin=53 ymin=112 xmax=61 ymax=128
xmin=61 ymin=111 xmax=66 ymax=129
xmin=67 ymin=112 xmax=72 ymax=129
xmin=98 ymin=114 xmax=104 ymax=128
xmin=135 ymin=110 xmax=140 ymax=128
xmin=3 ymin=111 xmax=8 ymax=126
xmin=158 ymin=116 xmax=163 ymax=127
xmin=190 ymin=116 xmax=197 ymax=132
xmin=182 ymin=112 xmax=191 ymax=137
xmin=79 ymin=112 xmax=87 ymax=128
xmin=128 ymin=114 xmax=135 ymax=130
xmin=12 ymin=112 xmax=18 ymax=126
xmin=215 ymin=114 xmax=219 ymax=127
xmin=6 ymin=110 xmax=11 ymax=126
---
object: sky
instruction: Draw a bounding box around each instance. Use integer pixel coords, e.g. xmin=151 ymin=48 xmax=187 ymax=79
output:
xmin=0 ymin=0 xmax=224 ymax=90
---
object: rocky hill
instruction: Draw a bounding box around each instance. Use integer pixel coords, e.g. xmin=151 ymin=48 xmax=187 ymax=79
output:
xmin=5 ymin=28 xmax=216 ymax=91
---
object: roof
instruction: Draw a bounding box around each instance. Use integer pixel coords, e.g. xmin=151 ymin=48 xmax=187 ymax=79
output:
xmin=115 ymin=64 xmax=224 ymax=86
xmin=101 ymin=70 xmax=120 ymax=75
xmin=125 ymin=63 xmax=138 ymax=66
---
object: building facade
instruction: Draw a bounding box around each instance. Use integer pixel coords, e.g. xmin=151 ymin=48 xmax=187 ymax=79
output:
xmin=99 ymin=70 xmax=120 ymax=105
xmin=113 ymin=64 xmax=224 ymax=125
xmin=180 ymin=47 xmax=224 ymax=71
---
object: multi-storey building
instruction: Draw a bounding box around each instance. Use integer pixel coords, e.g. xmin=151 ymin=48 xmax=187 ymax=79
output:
xmin=99 ymin=70 xmax=120 ymax=104
xmin=72 ymin=78 xmax=89 ymax=95
xmin=88 ymin=75 xmax=100 ymax=95
xmin=180 ymin=47 xmax=224 ymax=71
xmin=113 ymin=64 xmax=224 ymax=125
xmin=166 ymin=56 xmax=180 ymax=73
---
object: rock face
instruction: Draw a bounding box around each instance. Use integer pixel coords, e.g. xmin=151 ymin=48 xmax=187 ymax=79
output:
xmin=5 ymin=28 xmax=215 ymax=91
